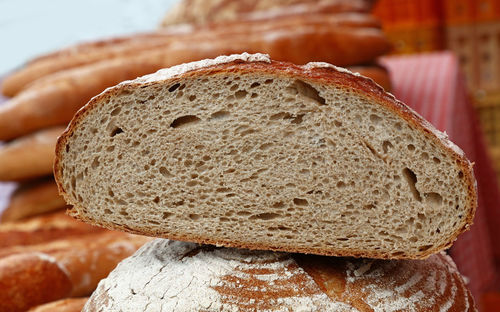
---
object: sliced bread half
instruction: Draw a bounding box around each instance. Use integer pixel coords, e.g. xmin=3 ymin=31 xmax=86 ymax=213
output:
xmin=54 ymin=53 xmax=476 ymax=259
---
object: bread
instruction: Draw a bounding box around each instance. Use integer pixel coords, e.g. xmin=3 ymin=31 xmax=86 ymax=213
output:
xmin=83 ymin=238 xmax=477 ymax=311
xmin=54 ymin=53 xmax=476 ymax=259
xmin=0 ymin=22 xmax=390 ymax=141
xmin=28 ymin=298 xmax=88 ymax=312
xmin=0 ymin=231 xmax=151 ymax=312
xmin=2 ymin=13 xmax=381 ymax=96
xmin=0 ymin=211 xmax=104 ymax=248
xmin=0 ymin=126 xmax=65 ymax=180
xmin=160 ymin=0 xmax=375 ymax=26
xmin=348 ymin=64 xmax=392 ymax=91
xmin=0 ymin=178 xmax=66 ymax=222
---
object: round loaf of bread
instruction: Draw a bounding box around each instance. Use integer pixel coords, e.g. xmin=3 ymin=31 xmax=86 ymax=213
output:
xmin=84 ymin=239 xmax=476 ymax=312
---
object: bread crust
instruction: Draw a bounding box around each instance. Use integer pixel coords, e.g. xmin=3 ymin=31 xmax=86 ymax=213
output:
xmin=0 ymin=178 xmax=66 ymax=222
xmin=54 ymin=54 xmax=476 ymax=260
xmin=28 ymin=298 xmax=88 ymax=312
xmin=83 ymin=239 xmax=477 ymax=311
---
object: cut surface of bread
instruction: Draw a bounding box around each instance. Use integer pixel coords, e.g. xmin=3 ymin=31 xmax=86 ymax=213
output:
xmin=83 ymin=239 xmax=476 ymax=312
xmin=55 ymin=53 xmax=476 ymax=259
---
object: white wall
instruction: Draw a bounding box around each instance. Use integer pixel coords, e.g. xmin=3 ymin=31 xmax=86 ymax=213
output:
xmin=0 ymin=0 xmax=178 ymax=73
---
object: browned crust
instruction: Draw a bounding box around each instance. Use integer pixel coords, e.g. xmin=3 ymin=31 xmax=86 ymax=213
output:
xmin=28 ymin=297 xmax=88 ymax=312
xmin=54 ymin=58 xmax=477 ymax=260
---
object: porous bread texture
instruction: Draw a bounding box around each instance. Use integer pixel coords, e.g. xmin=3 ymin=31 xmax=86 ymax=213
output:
xmin=83 ymin=239 xmax=476 ymax=312
xmin=55 ymin=53 xmax=476 ymax=259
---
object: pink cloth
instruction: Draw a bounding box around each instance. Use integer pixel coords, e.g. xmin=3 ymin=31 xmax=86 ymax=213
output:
xmin=381 ymin=51 xmax=500 ymax=298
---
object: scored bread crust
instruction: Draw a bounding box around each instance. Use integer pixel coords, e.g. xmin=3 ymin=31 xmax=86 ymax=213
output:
xmin=83 ymin=239 xmax=477 ymax=312
xmin=54 ymin=53 xmax=476 ymax=260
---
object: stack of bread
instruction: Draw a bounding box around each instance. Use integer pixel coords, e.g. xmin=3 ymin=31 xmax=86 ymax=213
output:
xmin=0 ymin=1 xmax=478 ymax=311
xmin=0 ymin=0 xmax=390 ymax=223
xmin=52 ymin=52 xmax=478 ymax=311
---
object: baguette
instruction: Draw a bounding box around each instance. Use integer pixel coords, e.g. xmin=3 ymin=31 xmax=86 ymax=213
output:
xmin=0 ymin=211 xmax=104 ymax=248
xmin=84 ymin=239 xmax=477 ymax=311
xmin=0 ymin=178 xmax=66 ymax=222
xmin=0 ymin=126 xmax=65 ymax=180
xmin=3 ymin=13 xmax=383 ymax=96
xmin=28 ymin=298 xmax=88 ymax=312
xmin=54 ymin=54 xmax=476 ymax=259
xmin=160 ymin=0 xmax=374 ymax=26
xmin=0 ymin=24 xmax=390 ymax=140
xmin=0 ymin=232 xmax=151 ymax=312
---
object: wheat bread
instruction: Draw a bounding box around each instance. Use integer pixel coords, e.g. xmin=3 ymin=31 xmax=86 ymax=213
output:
xmin=55 ymin=53 xmax=476 ymax=259
xmin=83 ymin=238 xmax=476 ymax=312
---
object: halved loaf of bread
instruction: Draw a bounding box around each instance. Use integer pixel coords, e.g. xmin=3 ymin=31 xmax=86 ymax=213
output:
xmin=83 ymin=239 xmax=477 ymax=312
xmin=54 ymin=53 xmax=476 ymax=259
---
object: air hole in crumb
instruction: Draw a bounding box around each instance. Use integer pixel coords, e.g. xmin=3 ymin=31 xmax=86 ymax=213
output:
xmin=264 ymin=79 xmax=273 ymax=84
xmin=369 ymin=114 xmax=382 ymax=124
xmin=104 ymin=209 xmax=113 ymax=214
xmin=425 ymin=192 xmax=442 ymax=208
xmin=288 ymin=80 xmax=326 ymax=105
xmin=235 ymin=90 xmax=248 ymax=99
xmin=418 ymin=245 xmax=433 ymax=252
xmin=91 ymin=157 xmax=100 ymax=169
xmin=402 ymin=168 xmax=422 ymax=201
xmin=210 ymin=111 xmax=230 ymax=120
xmin=170 ymin=115 xmax=201 ymax=128
xmin=334 ymin=120 xmax=342 ymax=127
xmin=249 ymin=212 xmax=282 ymax=220
xmin=65 ymin=144 xmax=70 ymax=152
xmin=337 ymin=181 xmax=346 ymax=188
xmin=168 ymin=83 xmax=180 ymax=92
xmin=163 ymin=212 xmax=173 ymax=219
xmin=110 ymin=107 xmax=121 ymax=116
xmin=189 ymin=214 xmax=201 ymax=220
xmin=293 ymin=198 xmax=308 ymax=206
xmin=250 ymin=82 xmax=260 ymax=88
xmin=433 ymin=157 xmax=441 ymax=164
xmin=159 ymin=167 xmax=172 ymax=178
xmin=382 ymin=140 xmax=393 ymax=153
xmin=188 ymin=95 xmax=196 ymax=101
xmin=272 ymin=202 xmax=284 ymax=208
xmin=407 ymin=144 xmax=415 ymax=151
xmin=110 ymin=127 xmax=124 ymax=137
xmin=458 ymin=171 xmax=464 ymax=179
xmin=153 ymin=196 xmax=160 ymax=203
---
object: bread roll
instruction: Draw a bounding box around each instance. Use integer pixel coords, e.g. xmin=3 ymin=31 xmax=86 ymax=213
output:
xmin=83 ymin=239 xmax=477 ymax=311
xmin=0 ymin=178 xmax=66 ymax=222
xmin=0 ymin=232 xmax=151 ymax=312
xmin=0 ymin=126 xmax=64 ymax=181
xmin=54 ymin=54 xmax=476 ymax=259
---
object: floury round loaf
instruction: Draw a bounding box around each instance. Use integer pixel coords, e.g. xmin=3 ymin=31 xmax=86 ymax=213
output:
xmin=54 ymin=53 xmax=476 ymax=259
xmin=83 ymin=239 xmax=476 ymax=311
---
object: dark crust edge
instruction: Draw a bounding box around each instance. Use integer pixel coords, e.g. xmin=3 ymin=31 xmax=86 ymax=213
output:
xmin=54 ymin=59 xmax=477 ymax=260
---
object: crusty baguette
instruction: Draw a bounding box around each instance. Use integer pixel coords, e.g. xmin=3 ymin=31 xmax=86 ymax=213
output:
xmin=348 ymin=64 xmax=392 ymax=91
xmin=2 ymin=13 xmax=384 ymax=96
xmin=54 ymin=54 xmax=476 ymax=259
xmin=84 ymin=239 xmax=477 ymax=311
xmin=0 ymin=178 xmax=66 ymax=222
xmin=28 ymin=298 xmax=88 ymax=312
xmin=0 ymin=126 xmax=65 ymax=180
xmin=0 ymin=253 xmax=72 ymax=312
xmin=0 ymin=232 xmax=151 ymax=312
xmin=0 ymin=23 xmax=390 ymax=140
xmin=0 ymin=211 xmax=104 ymax=248
xmin=160 ymin=0 xmax=374 ymax=26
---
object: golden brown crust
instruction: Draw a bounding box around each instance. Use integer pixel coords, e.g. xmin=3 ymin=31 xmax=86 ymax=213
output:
xmin=55 ymin=57 xmax=476 ymax=260
xmin=160 ymin=0 xmax=374 ymax=26
xmin=0 ymin=126 xmax=65 ymax=180
xmin=0 ymin=253 xmax=72 ymax=312
xmin=0 ymin=178 xmax=66 ymax=222
xmin=2 ymin=13 xmax=387 ymax=97
xmin=0 ymin=211 xmax=105 ymax=249
xmin=28 ymin=298 xmax=88 ymax=312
